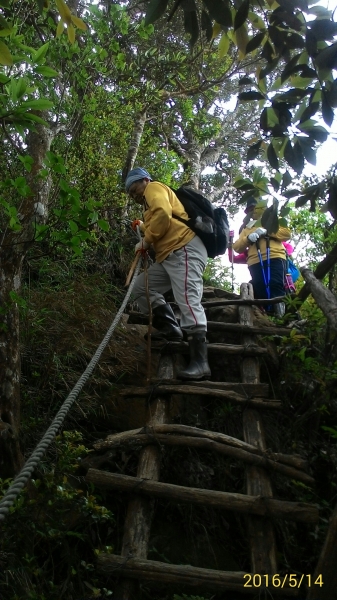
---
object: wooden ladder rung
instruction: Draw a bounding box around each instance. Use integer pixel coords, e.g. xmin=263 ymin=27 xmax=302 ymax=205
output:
xmin=117 ymin=384 xmax=281 ymax=409
xmin=86 ymin=470 xmax=319 ymax=523
xmin=151 ymin=341 xmax=269 ymax=355
xmin=207 ymin=321 xmax=291 ymax=336
xmin=92 ymin=432 xmax=313 ymax=484
xmin=97 ymin=554 xmax=300 ymax=596
xmin=151 ymin=379 xmax=270 ymax=396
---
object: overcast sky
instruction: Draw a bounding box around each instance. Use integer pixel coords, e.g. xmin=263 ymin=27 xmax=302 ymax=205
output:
xmin=225 ymin=0 xmax=337 ymax=287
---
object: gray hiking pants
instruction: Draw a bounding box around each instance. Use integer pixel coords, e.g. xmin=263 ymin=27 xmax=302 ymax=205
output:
xmin=132 ymin=235 xmax=208 ymax=333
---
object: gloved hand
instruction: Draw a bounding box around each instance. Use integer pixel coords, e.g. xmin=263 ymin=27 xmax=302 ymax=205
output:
xmin=247 ymin=227 xmax=267 ymax=243
xmin=135 ymin=239 xmax=150 ymax=254
xmin=131 ymin=219 xmax=143 ymax=231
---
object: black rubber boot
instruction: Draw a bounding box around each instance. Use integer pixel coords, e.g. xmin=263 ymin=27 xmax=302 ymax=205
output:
xmin=149 ymin=304 xmax=183 ymax=341
xmin=177 ymin=332 xmax=211 ymax=380
xmin=274 ymin=302 xmax=285 ymax=318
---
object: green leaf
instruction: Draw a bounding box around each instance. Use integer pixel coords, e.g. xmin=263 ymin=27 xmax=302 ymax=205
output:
xmin=322 ymin=94 xmax=334 ymax=127
xmin=315 ymin=42 xmax=337 ymax=70
xmin=19 ymin=98 xmax=54 ymax=110
xmin=299 ymin=101 xmax=319 ymax=123
xmin=69 ymin=220 xmax=78 ymax=234
xmin=267 ymin=142 xmax=279 ymax=170
xmin=283 ymin=189 xmax=301 ymax=199
xmin=270 ymin=177 xmax=280 ymax=192
xmin=145 ymin=0 xmax=169 ymax=24
xmin=238 ymin=76 xmax=254 ymax=86
xmin=201 ymin=10 xmax=213 ymax=42
xmin=234 ymin=0 xmax=249 ymax=31
xmin=21 ymin=113 xmax=49 ymax=126
xmin=295 ymin=195 xmax=310 ymax=208
xmin=0 ymin=40 xmax=13 ymax=66
xmin=35 ymin=66 xmax=58 ymax=77
xmin=246 ymin=140 xmax=262 ymax=161
xmin=0 ymin=73 xmax=10 ymax=83
xmin=282 ymin=171 xmax=292 ymax=189
xmin=203 ymin=0 xmax=232 ymax=27
xmin=238 ymin=91 xmax=264 ymax=101
xmin=32 ymin=42 xmax=50 ymax=65
xmin=218 ymin=33 xmax=230 ymax=58
xmin=246 ymin=32 xmax=265 ymax=55
xmin=309 ymin=19 xmax=337 ymax=42
xmin=301 ymin=124 xmax=329 ymax=143
xmin=183 ymin=6 xmax=199 ymax=47
xmin=297 ymin=137 xmax=316 ymax=165
xmin=98 ymin=219 xmax=109 ymax=231
xmin=261 ymin=203 xmax=279 ymax=234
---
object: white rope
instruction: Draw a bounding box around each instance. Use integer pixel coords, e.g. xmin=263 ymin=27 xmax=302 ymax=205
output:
xmin=0 ymin=257 xmax=142 ymax=520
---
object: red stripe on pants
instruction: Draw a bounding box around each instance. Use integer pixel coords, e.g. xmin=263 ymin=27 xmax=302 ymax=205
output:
xmin=183 ymin=245 xmax=197 ymax=326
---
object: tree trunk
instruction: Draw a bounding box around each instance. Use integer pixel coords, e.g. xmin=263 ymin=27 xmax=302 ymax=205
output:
xmin=122 ymin=108 xmax=147 ymax=181
xmin=301 ymin=268 xmax=337 ymax=332
xmin=0 ymin=120 xmax=53 ymax=478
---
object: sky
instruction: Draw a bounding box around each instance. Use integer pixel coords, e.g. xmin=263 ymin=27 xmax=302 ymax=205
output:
xmin=224 ymin=0 xmax=337 ymax=289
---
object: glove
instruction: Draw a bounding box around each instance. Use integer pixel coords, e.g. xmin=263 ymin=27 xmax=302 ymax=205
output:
xmin=135 ymin=239 xmax=150 ymax=254
xmin=247 ymin=228 xmax=267 ymax=243
xmin=255 ymin=227 xmax=267 ymax=237
xmin=131 ymin=219 xmax=143 ymax=232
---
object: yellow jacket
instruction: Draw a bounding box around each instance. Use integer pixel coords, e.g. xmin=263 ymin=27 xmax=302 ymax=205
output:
xmin=141 ymin=181 xmax=195 ymax=263
xmin=233 ymin=224 xmax=291 ymax=267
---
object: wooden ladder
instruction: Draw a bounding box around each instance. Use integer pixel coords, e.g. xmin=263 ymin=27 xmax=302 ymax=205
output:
xmin=86 ymin=283 xmax=319 ymax=599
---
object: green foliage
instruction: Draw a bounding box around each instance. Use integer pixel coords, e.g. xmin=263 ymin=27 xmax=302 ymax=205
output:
xmin=0 ymin=431 xmax=114 ymax=600
xmin=203 ymin=258 xmax=233 ymax=291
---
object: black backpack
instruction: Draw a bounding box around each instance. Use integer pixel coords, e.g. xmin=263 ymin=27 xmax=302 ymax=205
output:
xmin=172 ymin=186 xmax=229 ymax=259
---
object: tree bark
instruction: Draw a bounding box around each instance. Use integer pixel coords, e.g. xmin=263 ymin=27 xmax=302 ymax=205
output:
xmin=298 ymin=243 xmax=337 ymax=302
xmin=239 ymin=282 xmax=278 ymax=575
xmin=86 ymin=469 xmax=319 ymax=523
xmin=122 ymin=108 xmax=147 ymax=182
xmin=91 ymin=433 xmax=313 ymax=483
xmin=301 ymin=268 xmax=337 ymax=332
xmin=0 ymin=120 xmax=53 ymax=478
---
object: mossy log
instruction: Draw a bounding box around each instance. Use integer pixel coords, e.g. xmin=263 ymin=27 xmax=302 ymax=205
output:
xmin=93 ymin=431 xmax=313 ymax=484
xmin=86 ymin=470 xmax=319 ymax=523
xmin=117 ymin=384 xmax=281 ymax=409
xmin=97 ymin=554 xmax=300 ymax=595
xmin=207 ymin=320 xmax=291 ymax=336
xmin=150 ymin=379 xmax=270 ymax=396
xmin=239 ymin=282 xmax=278 ymax=574
xmin=93 ymin=423 xmax=308 ymax=471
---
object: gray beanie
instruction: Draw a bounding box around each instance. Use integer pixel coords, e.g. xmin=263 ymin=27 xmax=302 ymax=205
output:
xmin=125 ymin=167 xmax=152 ymax=192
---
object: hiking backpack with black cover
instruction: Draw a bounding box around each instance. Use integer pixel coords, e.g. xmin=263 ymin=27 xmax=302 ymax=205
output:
xmin=172 ymin=186 xmax=230 ymax=259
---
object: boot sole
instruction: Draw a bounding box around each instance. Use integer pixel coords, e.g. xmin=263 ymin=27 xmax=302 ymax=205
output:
xmin=177 ymin=372 xmax=211 ymax=381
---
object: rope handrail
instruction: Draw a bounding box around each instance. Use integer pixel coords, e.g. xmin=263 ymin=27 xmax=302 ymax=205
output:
xmin=0 ymin=256 xmax=142 ymax=521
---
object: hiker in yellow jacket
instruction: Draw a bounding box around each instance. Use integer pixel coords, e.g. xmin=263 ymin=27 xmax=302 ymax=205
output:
xmin=233 ymin=201 xmax=291 ymax=317
xmin=125 ymin=167 xmax=210 ymax=380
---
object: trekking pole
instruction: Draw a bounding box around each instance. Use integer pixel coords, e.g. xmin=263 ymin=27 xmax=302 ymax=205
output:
xmin=265 ymin=235 xmax=271 ymax=300
xmin=256 ymin=238 xmax=268 ymax=297
xmin=229 ymin=230 xmax=234 ymax=292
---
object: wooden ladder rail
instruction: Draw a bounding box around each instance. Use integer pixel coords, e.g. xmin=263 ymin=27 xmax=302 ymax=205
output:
xmin=239 ymin=282 xmax=278 ymax=574
xmin=114 ymin=352 xmax=174 ymax=600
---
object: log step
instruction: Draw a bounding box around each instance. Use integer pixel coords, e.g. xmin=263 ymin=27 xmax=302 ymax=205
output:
xmin=126 ymin=313 xmax=291 ymax=336
xmin=202 ymin=294 xmax=292 ymax=308
xmin=93 ymin=424 xmax=309 ymax=472
xmin=86 ymin=470 xmax=319 ymax=523
xmin=97 ymin=554 xmax=300 ymax=596
xmin=151 ymin=379 xmax=270 ymax=397
xmin=151 ymin=341 xmax=268 ymax=355
xmin=207 ymin=321 xmax=291 ymax=336
xmin=92 ymin=431 xmax=313 ymax=484
xmin=117 ymin=384 xmax=281 ymax=410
